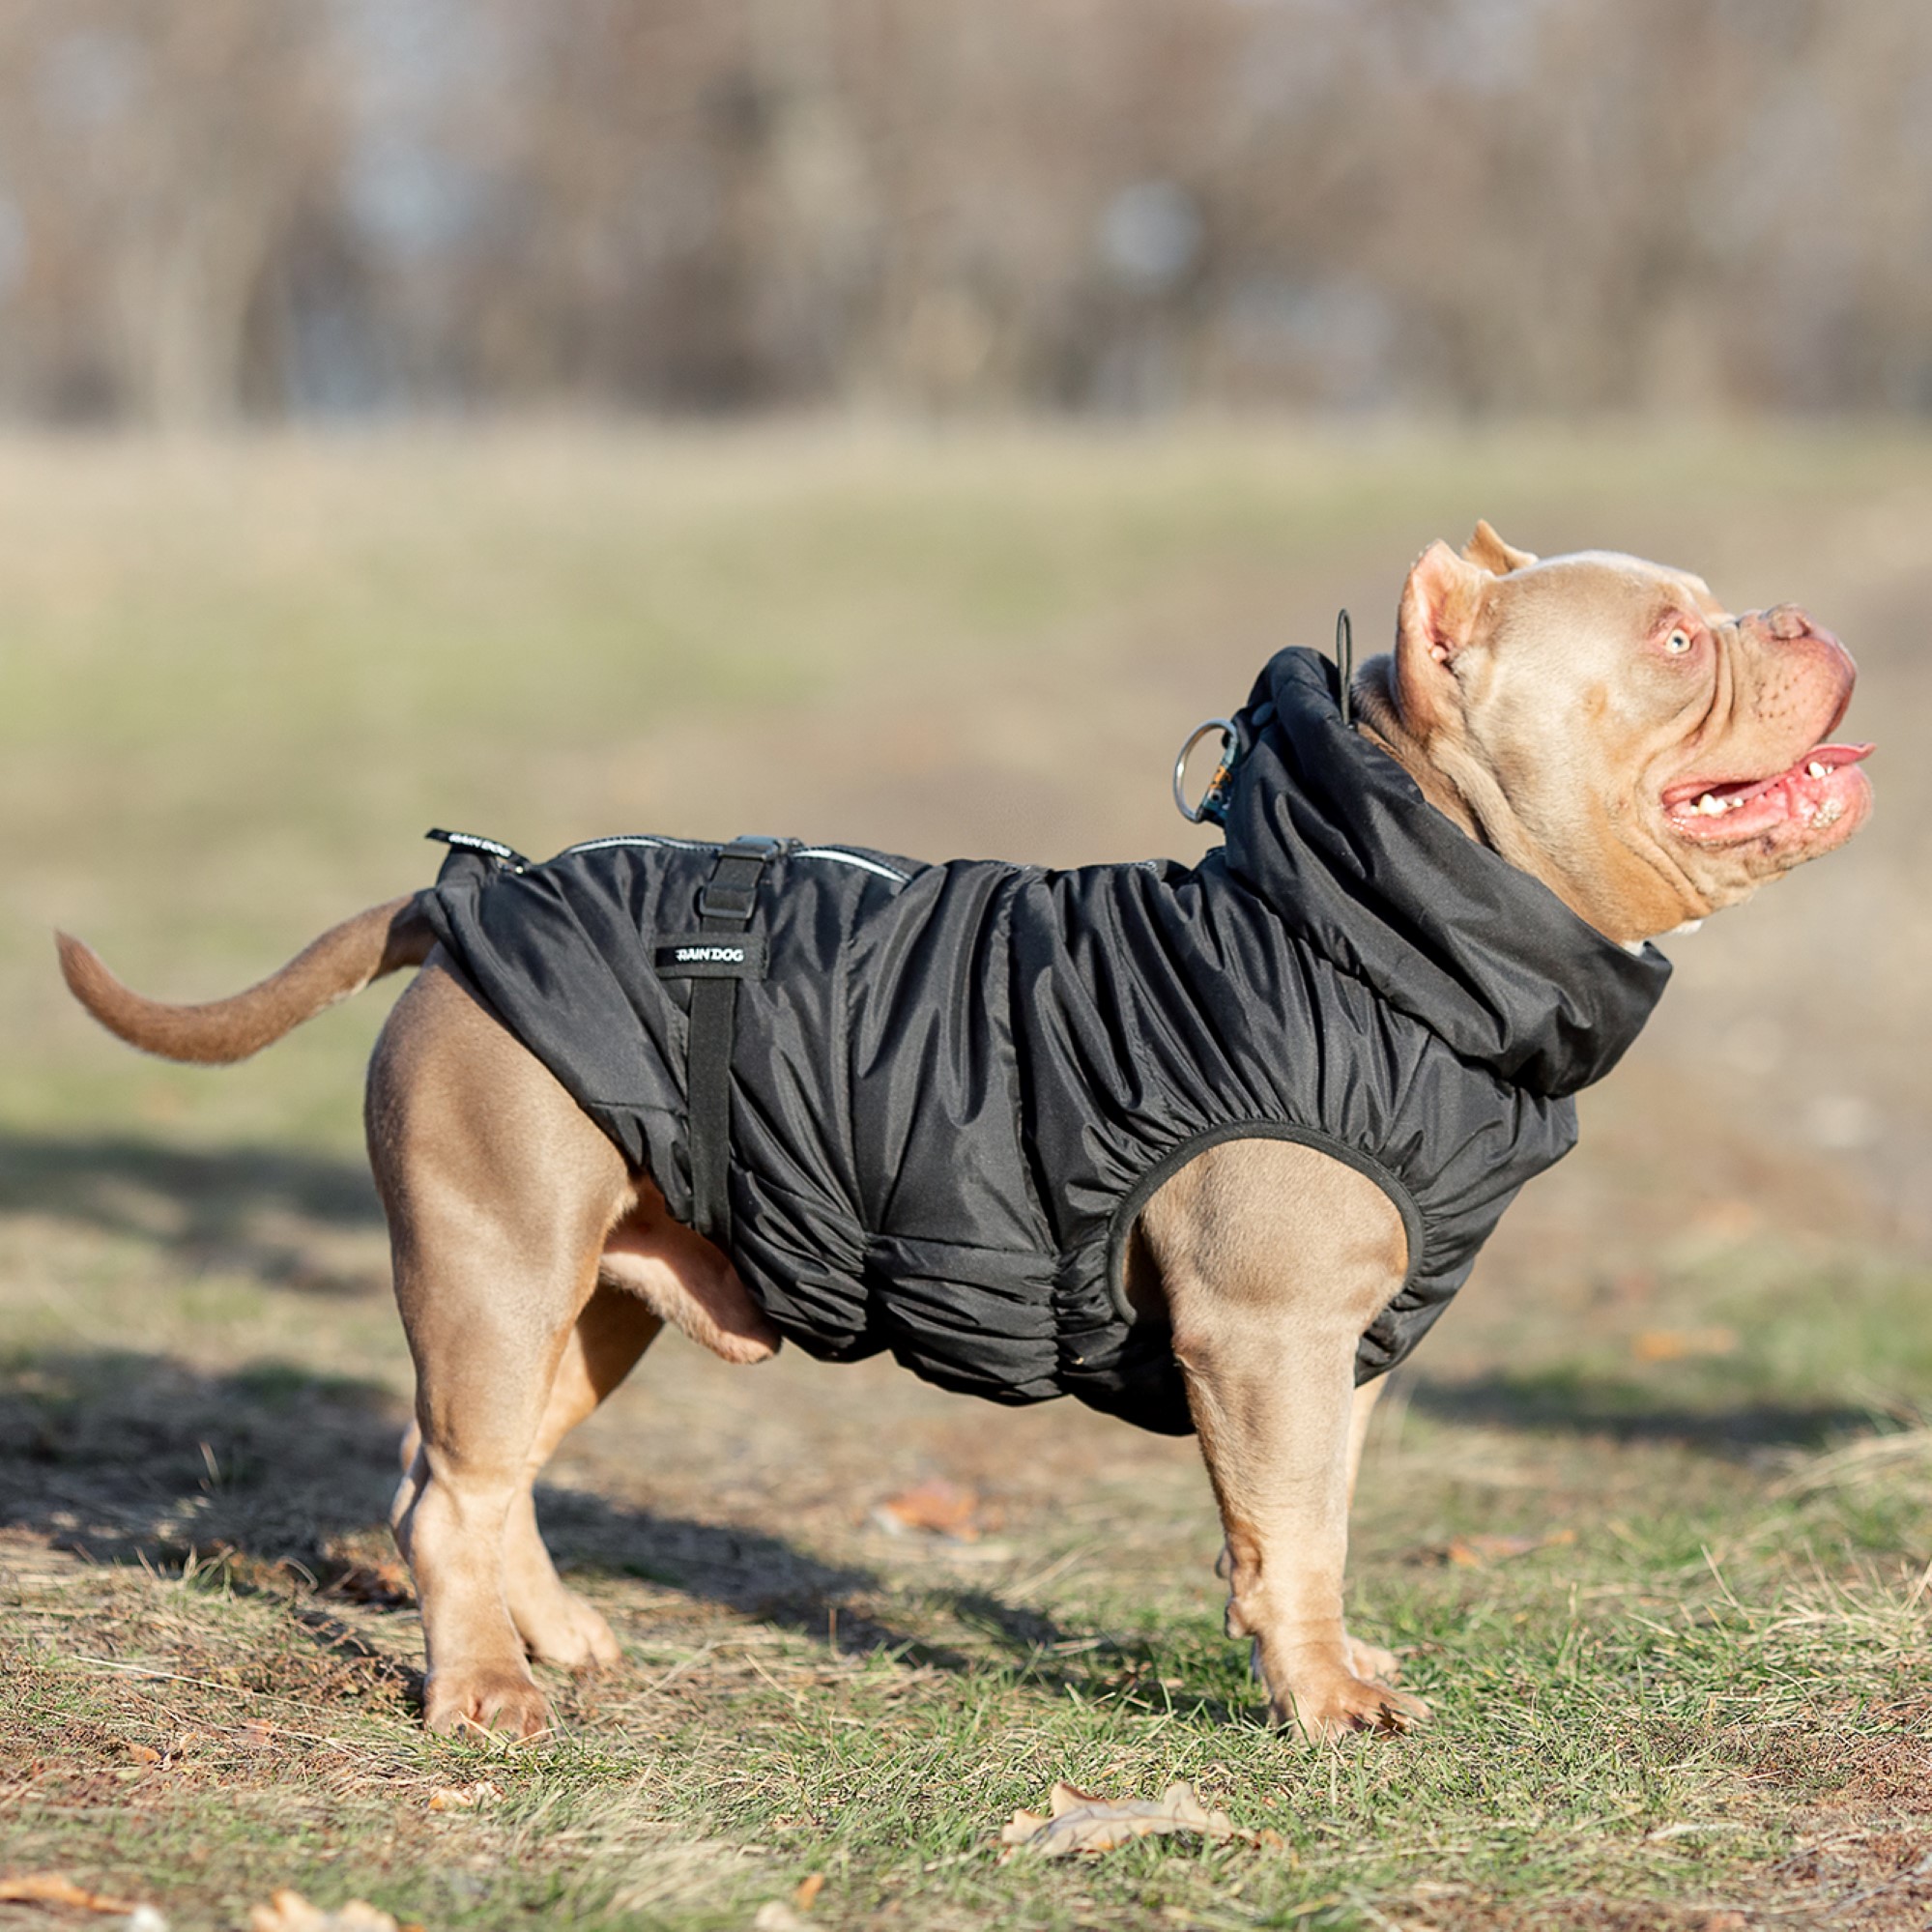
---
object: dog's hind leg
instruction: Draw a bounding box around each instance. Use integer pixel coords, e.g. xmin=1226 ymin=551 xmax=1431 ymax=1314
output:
xmin=393 ymin=1288 xmax=660 ymax=1670
xmin=499 ymin=1282 xmax=663 ymax=1668
xmin=489 ymin=1189 xmax=781 ymax=1666
xmin=373 ymin=960 xmax=634 ymax=1738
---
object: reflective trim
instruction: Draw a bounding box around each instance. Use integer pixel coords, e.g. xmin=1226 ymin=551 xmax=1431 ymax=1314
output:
xmin=792 ymin=847 xmax=909 ymax=883
xmin=556 ymin=835 xmax=907 ymax=883
xmin=562 ymin=834 xmax=717 ymax=855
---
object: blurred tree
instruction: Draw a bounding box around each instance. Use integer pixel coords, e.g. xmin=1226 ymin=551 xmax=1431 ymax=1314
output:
xmin=0 ymin=0 xmax=1928 ymax=420
xmin=0 ymin=0 xmax=347 ymax=423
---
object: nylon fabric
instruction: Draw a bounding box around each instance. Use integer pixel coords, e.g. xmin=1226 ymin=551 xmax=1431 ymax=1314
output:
xmin=417 ymin=647 xmax=1671 ymax=1435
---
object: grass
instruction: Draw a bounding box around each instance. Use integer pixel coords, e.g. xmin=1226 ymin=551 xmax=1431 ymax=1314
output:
xmin=5 ymin=420 xmax=1932 ymax=1930
xmin=9 ymin=1231 xmax=1932 ymax=1931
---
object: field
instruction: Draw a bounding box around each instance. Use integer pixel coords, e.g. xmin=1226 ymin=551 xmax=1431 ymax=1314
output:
xmin=3 ymin=422 xmax=1931 ymax=1931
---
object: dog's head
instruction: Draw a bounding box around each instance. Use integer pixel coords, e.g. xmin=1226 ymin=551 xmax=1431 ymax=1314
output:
xmin=1366 ymin=522 xmax=1872 ymax=944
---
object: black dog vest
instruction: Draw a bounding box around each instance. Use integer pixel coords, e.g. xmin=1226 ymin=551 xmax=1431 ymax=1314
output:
xmin=418 ymin=648 xmax=1669 ymax=1435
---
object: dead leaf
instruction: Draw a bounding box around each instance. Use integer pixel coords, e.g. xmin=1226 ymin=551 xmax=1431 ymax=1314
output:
xmin=793 ymin=1872 xmax=825 ymax=1910
xmin=236 ymin=1718 xmax=277 ymax=1751
xmin=1438 ymin=1529 xmax=1577 ymax=1568
xmin=324 ymin=1561 xmax=414 ymax=1607
xmin=247 ymin=1889 xmax=403 ymax=1932
xmin=428 ymin=1780 xmax=504 ymax=1812
xmin=1633 ymin=1326 xmax=1740 ymax=1363
xmin=872 ymin=1479 xmax=983 ymax=1540
xmin=752 ymin=1905 xmax=810 ymax=1932
xmin=125 ymin=1743 xmax=162 ymax=1766
xmin=999 ymin=1781 xmax=1240 ymax=1858
xmin=0 ymin=1873 xmax=139 ymax=1914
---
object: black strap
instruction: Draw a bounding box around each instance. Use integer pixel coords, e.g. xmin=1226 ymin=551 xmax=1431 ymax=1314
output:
xmin=682 ymin=838 xmax=779 ymax=1245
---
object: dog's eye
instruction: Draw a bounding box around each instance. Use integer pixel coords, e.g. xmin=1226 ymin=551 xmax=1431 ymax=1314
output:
xmin=1663 ymin=628 xmax=1694 ymax=655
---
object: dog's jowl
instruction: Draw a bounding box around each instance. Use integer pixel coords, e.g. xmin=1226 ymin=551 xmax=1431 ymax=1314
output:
xmin=59 ymin=527 xmax=1871 ymax=1740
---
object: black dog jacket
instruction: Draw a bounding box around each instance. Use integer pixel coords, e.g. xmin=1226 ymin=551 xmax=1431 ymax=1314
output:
xmin=418 ymin=648 xmax=1670 ymax=1435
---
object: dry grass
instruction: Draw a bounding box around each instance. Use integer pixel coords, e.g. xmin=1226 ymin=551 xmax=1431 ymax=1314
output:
xmin=5 ymin=422 xmax=1932 ymax=1930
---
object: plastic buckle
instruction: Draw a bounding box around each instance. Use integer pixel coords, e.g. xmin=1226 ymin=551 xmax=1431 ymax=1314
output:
xmin=698 ymin=835 xmax=783 ymax=922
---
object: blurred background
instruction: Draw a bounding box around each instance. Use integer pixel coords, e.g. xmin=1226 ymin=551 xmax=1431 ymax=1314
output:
xmin=4 ymin=0 xmax=1932 ymax=425
xmin=3 ymin=0 xmax=1930 ymax=1490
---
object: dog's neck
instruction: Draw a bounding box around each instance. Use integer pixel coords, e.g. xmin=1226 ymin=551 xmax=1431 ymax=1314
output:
xmin=1348 ymin=655 xmax=1485 ymax=842
xmin=1349 ymin=654 xmax=1626 ymax=943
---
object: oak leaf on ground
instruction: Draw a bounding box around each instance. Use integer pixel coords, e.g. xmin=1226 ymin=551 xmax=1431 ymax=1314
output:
xmin=1434 ymin=1529 xmax=1578 ymax=1568
xmin=999 ymin=1781 xmax=1243 ymax=1858
xmin=428 ymin=1779 xmax=504 ymax=1811
xmin=0 ymin=1873 xmax=139 ymax=1914
xmin=247 ymin=1887 xmax=407 ymax=1932
xmin=871 ymin=1479 xmax=984 ymax=1540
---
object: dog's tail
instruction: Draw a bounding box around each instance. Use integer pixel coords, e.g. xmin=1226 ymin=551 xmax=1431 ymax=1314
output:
xmin=56 ymin=896 xmax=436 ymax=1065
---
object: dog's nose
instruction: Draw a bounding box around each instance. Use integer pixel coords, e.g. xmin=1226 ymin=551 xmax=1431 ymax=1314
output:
xmin=1755 ymin=602 xmax=1824 ymax=644
xmin=1739 ymin=604 xmax=1856 ymax=686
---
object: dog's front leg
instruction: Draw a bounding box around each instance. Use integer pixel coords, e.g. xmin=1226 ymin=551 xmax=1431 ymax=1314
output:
xmin=1213 ymin=1374 xmax=1400 ymax=1687
xmin=1144 ymin=1140 xmax=1427 ymax=1742
xmin=1184 ymin=1321 xmax=1426 ymax=1739
xmin=1339 ymin=1376 xmax=1404 ymax=1685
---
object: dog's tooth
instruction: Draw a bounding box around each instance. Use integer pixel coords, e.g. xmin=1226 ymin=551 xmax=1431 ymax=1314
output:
xmin=1696 ymin=793 xmax=1724 ymax=816
xmin=1807 ymin=760 xmax=1830 ymax=780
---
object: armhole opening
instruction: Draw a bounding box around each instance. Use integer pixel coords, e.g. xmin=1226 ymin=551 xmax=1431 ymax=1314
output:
xmin=1104 ymin=1121 xmax=1425 ymax=1327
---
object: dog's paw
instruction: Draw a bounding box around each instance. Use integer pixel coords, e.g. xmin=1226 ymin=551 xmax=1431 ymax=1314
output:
xmin=422 ymin=1664 xmax=553 ymax=1740
xmin=1275 ymin=1673 xmax=1430 ymax=1743
xmin=513 ymin=1588 xmax=621 ymax=1671
xmin=1344 ymin=1632 xmax=1403 ymax=1684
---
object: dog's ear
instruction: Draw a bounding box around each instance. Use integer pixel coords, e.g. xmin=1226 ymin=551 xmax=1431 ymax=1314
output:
xmin=1396 ymin=540 xmax=1492 ymax=732
xmin=1461 ymin=520 xmax=1538 ymax=574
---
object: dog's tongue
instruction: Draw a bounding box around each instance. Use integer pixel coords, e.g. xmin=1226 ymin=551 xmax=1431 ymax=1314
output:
xmin=1784 ymin=740 xmax=1872 ymax=826
xmin=1785 ymin=741 xmax=1873 ymax=814
xmin=1803 ymin=742 xmax=1873 ymax=771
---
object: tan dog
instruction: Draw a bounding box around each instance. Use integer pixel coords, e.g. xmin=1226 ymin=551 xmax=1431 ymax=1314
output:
xmin=57 ymin=526 xmax=1871 ymax=1743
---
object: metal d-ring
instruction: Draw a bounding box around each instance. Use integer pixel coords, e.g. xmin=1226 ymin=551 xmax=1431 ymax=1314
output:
xmin=1172 ymin=716 xmax=1238 ymax=823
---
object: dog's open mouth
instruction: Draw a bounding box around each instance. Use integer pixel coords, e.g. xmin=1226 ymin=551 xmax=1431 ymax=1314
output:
xmin=1663 ymin=740 xmax=1873 ymax=843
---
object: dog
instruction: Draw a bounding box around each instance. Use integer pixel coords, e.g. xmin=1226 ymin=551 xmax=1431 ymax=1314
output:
xmin=57 ymin=525 xmax=1871 ymax=1742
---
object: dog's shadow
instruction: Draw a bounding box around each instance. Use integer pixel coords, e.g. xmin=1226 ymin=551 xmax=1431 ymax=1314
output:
xmin=1406 ymin=1370 xmax=1882 ymax=1454
xmin=0 ymin=1129 xmax=387 ymax=1294
xmin=9 ymin=1133 xmax=1876 ymax=1729
xmin=0 ymin=1343 xmax=1187 ymax=1709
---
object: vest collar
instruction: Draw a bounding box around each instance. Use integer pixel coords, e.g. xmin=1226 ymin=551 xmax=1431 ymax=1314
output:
xmin=1218 ymin=648 xmax=1671 ymax=1099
